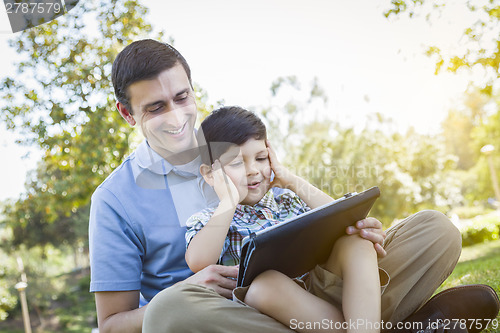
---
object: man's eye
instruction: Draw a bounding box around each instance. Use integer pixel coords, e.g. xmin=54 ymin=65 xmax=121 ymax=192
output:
xmin=176 ymin=93 xmax=189 ymax=102
xmin=149 ymin=105 xmax=164 ymax=113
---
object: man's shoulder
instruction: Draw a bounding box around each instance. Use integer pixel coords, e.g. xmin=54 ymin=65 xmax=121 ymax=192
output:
xmin=92 ymin=152 xmax=137 ymax=199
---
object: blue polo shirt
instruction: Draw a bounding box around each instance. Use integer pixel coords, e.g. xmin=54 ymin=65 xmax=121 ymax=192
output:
xmin=89 ymin=140 xmax=218 ymax=304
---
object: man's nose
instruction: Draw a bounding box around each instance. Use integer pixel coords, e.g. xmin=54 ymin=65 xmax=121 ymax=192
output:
xmin=166 ymin=107 xmax=184 ymax=126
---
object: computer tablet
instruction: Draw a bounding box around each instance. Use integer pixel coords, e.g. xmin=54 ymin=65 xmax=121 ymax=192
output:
xmin=237 ymin=186 xmax=380 ymax=287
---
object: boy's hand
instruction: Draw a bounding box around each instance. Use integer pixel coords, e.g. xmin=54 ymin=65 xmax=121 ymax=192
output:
xmin=346 ymin=217 xmax=387 ymax=257
xmin=266 ymin=140 xmax=297 ymax=190
xmin=212 ymin=160 xmax=240 ymax=207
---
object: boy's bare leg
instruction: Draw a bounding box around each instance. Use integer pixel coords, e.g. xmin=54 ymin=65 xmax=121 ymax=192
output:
xmin=325 ymin=235 xmax=381 ymax=333
xmin=244 ymin=270 xmax=345 ymax=333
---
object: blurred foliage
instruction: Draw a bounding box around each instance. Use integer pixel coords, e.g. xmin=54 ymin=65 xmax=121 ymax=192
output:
xmin=0 ymin=0 xmax=215 ymax=253
xmin=384 ymin=0 xmax=500 ymax=206
xmin=0 ymin=255 xmax=17 ymax=321
xmin=258 ymin=77 xmax=463 ymax=225
xmin=458 ymin=212 xmax=500 ymax=247
xmin=0 ymin=0 xmax=152 ymax=251
xmin=384 ymin=0 xmax=500 ymax=95
xmin=0 ymin=241 xmax=90 ymax=326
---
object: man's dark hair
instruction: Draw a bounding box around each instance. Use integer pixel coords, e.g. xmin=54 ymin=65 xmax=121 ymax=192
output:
xmin=111 ymin=39 xmax=192 ymax=114
xmin=197 ymin=106 xmax=267 ymax=165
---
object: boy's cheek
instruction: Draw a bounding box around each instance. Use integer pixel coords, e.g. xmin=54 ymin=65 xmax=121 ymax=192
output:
xmin=264 ymin=165 xmax=273 ymax=178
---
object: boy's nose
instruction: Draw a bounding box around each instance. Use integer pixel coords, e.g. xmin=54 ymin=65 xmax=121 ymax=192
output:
xmin=246 ymin=162 xmax=259 ymax=175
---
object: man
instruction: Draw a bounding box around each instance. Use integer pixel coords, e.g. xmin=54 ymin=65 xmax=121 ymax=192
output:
xmin=89 ymin=39 xmax=499 ymax=333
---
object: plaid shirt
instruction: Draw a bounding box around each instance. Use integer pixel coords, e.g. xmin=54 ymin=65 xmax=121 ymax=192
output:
xmin=185 ymin=188 xmax=310 ymax=266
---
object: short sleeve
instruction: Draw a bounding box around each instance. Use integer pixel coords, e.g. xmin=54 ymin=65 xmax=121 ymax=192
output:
xmin=185 ymin=209 xmax=214 ymax=248
xmin=275 ymin=189 xmax=311 ymax=219
xmin=89 ymin=187 xmax=145 ymax=292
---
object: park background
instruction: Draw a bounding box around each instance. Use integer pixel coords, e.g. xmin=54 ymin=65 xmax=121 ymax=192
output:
xmin=0 ymin=0 xmax=499 ymax=332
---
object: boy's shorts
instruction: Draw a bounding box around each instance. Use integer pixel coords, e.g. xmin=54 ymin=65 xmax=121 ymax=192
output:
xmin=233 ymin=265 xmax=390 ymax=310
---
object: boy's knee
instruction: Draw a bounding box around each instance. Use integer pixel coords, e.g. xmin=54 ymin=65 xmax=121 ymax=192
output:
xmin=245 ymin=270 xmax=283 ymax=308
xmin=327 ymin=235 xmax=375 ymax=276
xmin=334 ymin=235 xmax=374 ymax=258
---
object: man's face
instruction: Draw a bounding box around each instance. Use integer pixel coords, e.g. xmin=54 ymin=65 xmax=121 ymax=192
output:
xmin=126 ymin=63 xmax=198 ymax=160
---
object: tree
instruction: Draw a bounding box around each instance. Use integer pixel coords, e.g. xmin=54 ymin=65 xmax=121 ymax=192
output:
xmin=441 ymin=89 xmax=489 ymax=170
xmin=385 ymin=0 xmax=500 ymax=207
xmin=384 ymin=0 xmax=500 ymax=95
xmin=0 ymin=0 xmax=213 ymax=252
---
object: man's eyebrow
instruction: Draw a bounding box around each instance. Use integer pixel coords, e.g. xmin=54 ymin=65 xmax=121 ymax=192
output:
xmin=175 ymin=88 xmax=190 ymax=97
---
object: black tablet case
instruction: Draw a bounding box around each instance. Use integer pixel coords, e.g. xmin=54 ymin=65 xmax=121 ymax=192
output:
xmin=237 ymin=186 xmax=380 ymax=287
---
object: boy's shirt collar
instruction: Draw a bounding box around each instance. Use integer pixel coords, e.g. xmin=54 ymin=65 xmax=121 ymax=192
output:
xmin=236 ymin=189 xmax=279 ymax=215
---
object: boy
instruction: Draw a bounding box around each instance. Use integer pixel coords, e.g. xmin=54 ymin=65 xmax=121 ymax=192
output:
xmin=185 ymin=106 xmax=384 ymax=332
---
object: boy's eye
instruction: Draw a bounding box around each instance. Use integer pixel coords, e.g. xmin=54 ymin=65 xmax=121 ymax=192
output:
xmin=256 ymin=156 xmax=268 ymax=161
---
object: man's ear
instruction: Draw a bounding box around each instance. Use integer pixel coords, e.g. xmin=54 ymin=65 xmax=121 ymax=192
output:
xmin=200 ymin=164 xmax=214 ymax=186
xmin=117 ymin=102 xmax=136 ymax=126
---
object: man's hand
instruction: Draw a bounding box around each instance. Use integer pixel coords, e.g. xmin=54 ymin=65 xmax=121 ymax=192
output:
xmin=181 ymin=264 xmax=238 ymax=299
xmin=346 ymin=217 xmax=387 ymax=257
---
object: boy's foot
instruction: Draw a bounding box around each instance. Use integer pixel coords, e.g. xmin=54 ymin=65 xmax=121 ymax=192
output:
xmin=386 ymin=284 xmax=499 ymax=333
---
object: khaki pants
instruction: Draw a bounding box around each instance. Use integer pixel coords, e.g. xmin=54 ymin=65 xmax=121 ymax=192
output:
xmin=143 ymin=210 xmax=461 ymax=332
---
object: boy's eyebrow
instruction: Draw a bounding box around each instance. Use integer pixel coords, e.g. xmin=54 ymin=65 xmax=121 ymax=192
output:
xmin=141 ymin=89 xmax=191 ymax=110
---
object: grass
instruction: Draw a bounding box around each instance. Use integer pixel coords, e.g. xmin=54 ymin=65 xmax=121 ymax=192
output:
xmin=436 ymin=239 xmax=500 ymax=333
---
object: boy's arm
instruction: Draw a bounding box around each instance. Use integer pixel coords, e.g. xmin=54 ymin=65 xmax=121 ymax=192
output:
xmin=267 ymin=141 xmax=333 ymax=209
xmin=185 ymin=201 xmax=236 ymax=272
xmin=185 ymin=161 xmax=240 ymax=272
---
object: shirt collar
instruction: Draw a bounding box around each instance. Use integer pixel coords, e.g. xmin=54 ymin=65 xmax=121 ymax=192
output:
xmin=237 ymin=189 xmax=278 ymax=214
xmin=136 ymin=140 xmax=173 ymax=175
xmin=135 ymin=140 xmax=202 ymax=177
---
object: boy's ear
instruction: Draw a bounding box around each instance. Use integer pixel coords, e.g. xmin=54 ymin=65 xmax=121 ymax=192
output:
xmin=117 ymin=102 xmax=136 ymax=126
xmin=200 ymin=164 xmax=214 ymax=186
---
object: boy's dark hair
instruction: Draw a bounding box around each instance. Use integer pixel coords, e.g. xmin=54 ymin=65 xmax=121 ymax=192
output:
xmin=111 ymin=39 xmax=192 ymax=114
xmin=197 ymin=106 xmax=267 ymax=165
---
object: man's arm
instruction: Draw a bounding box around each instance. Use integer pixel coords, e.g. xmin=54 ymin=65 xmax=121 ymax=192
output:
xmin=96 ymin=265 xmax=239 ymax=332
xmin=96 ymin=291 xmax=145 ymax=333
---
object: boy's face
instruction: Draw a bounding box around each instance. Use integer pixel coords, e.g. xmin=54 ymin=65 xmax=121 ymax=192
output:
xmin=220 ymin=138 xmax=272 ymax=206
xmin=119 ymin=63 xmax=198 ymax=161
